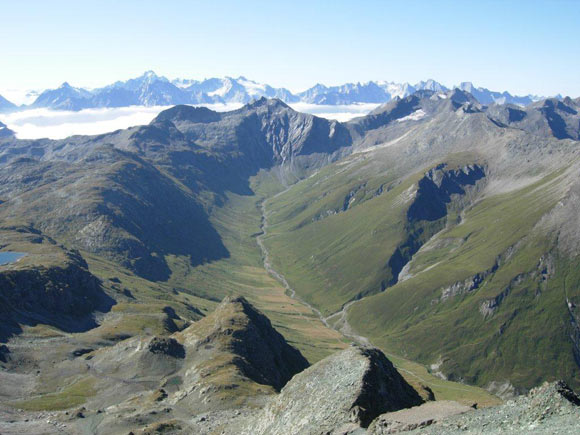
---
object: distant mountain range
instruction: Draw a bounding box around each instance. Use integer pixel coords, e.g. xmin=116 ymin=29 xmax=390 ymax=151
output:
xmin=0 ymin=94 xmax=17 ymax=112
xmin=0 ymin=71 xmax=558 ymax=112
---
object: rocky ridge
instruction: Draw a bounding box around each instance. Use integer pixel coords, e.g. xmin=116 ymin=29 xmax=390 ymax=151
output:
xmin=395 ymin=381 xmax=580 ymax=434
xmin=247 ymin=345 xmax=424 ymax=434
xmin=0 ymin=297 xmax=426 ymax=434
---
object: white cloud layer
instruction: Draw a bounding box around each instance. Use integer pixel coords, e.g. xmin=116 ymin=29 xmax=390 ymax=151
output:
xmin=1 ymin=103 xmax=379 ymax=140
xmin=289 ymin=103 xmax=380 ymax=122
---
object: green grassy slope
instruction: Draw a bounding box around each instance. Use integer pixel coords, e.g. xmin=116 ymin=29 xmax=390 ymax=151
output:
xmin=262 ymin=151 xmax=486 ymax=315
xmin=263 ymin=161 xmax=419 ymax=315
xmin=262 ymin=146 xmax=580 ymax=391
xmin=348 ymin=170 xmax=580 ymax=391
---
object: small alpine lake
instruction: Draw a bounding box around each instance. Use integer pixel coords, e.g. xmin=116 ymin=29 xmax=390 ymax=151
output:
xmin=0 ymin=252 xmax=27 ymax=265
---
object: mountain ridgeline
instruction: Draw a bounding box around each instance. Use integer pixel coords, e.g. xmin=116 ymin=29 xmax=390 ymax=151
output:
xmin=0 ymin=98 xmax=351 ymax=283
xmin=0 ymin=71 xmax=553 ymax=112
xmin=1 ymin=88 xmax=580 ymax=419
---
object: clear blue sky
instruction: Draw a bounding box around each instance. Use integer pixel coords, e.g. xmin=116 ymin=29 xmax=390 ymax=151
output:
xmin=2 ymin=0 xmax=579 ymax=96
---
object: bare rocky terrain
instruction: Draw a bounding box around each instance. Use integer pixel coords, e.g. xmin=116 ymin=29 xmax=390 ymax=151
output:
xmin=1 ymin=297 xmax=578 ymax=434
xmin=0 ymin=298 xmax=422 ymax=434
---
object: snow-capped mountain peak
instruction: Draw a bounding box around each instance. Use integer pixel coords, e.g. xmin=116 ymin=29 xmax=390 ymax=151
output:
xmin=415 ymin=79 xmax=448 ymax=92
xmin=21 ymin=73 xmax=551 ymax=111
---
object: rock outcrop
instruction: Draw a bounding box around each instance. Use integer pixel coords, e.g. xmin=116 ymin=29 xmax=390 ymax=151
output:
xmin=386 ymin=163 xmax=486 ymax=287
xmin=179 ymin=295 xmax=309 ymax=392
xmin=248 ymin=345 xmax=423 ymax=434
xmin=88 ymin=308 xmax=423 ymax=434
xmin=369 ymin=400 xmax=473 ymax=434
xmin=411 ymin=381 xmax=580 ymax=434
xmin=0 ymin=248 xmax=114 ymax=341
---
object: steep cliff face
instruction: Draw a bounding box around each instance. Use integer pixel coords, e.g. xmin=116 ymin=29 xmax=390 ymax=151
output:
xmin=407 ymin=164 xmax=485 ymax=223
xmin=0 ymin=248 xmax=114 ymax=341
xmin=155 ymin=98 xmax=353 ymax=164
xmin=386 ymin=164 xmax=486 ymax=287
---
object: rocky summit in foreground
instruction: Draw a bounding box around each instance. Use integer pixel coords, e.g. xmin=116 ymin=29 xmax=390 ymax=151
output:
xmin=4 ymin=294 xmax=576 ymax=433
xmin=0 ymin=297 xmax=425 ymax=433
xmin=247 ymin=345 xmax=424 ymax=434
xmin=381 ymin=380 xmax=580 ymax=434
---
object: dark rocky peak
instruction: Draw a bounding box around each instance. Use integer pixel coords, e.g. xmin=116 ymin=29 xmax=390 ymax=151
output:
xmin=367 ymin=92 xmax=422 ymax=117
xmin=239 ymin=97 xmax=291 ymax=113
xmin=142 ymin=98 xmax=351 ymax=180
xmin=224 ymin=98 xmax=351 ymax=164
xmin=515 ymin=97 xmax=580 ymax=139
xmin=0 ymin=121 xmax=15 ymax=138
xmin=183 ymin=295 xmax=309 ymax=390
xmin=409 ymin=163 xmax=486 ymax=222
xmin=562 ymin=96 xmax=576 ymax=107
xmin=351 ymin=93 xmax=423 ymax=132
xmin=486 ymin=103 xmax=528 ymax=126
xmin=538 ymin=97 xmax=578 ymax=115
xmin=153 ymin=105 xmax=222 ymax=124
xmin=349 ymin=91 xmax=444 ymax=134
xmin=129 ymin=119 xmax=184 ymax=146
xmin=448 ymin=88 xmax=479 ymax=106
xmin=250 ymin=345 xmax=423 ymax=434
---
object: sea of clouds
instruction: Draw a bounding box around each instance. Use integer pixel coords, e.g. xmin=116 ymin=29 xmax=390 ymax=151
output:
xmin=0 ymin=103 xmax=380 ymax=140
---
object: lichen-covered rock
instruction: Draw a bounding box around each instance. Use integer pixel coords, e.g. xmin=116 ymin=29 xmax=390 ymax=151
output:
xmin=412 ymin=381 xmax=580 ymax=434
xmin=368 ymin=400 xmax=472 ymax=434
xmin=249 ymin=345 xmax=423 ymax=434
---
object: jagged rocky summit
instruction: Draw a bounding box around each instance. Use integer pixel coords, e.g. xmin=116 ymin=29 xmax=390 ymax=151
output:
xmin=246 ymin=344 xmax=424 ymax=434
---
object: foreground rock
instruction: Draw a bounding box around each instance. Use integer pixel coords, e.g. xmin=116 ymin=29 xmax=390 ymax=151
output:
xmin=410 ymin=381 xmax=580 ymax=434
xmin=369 ymin=401 xmax=473 ymax=434
xmin=247 ymin=345 xmax=424 ymax=434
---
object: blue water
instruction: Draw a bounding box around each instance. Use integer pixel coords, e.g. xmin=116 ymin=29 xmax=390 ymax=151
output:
xmin=0 ymin=252 xmax=27 ymax=265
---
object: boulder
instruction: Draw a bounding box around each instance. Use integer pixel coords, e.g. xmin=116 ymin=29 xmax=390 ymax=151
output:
xmin=250 ymin=345 xmax=423 ymax=434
